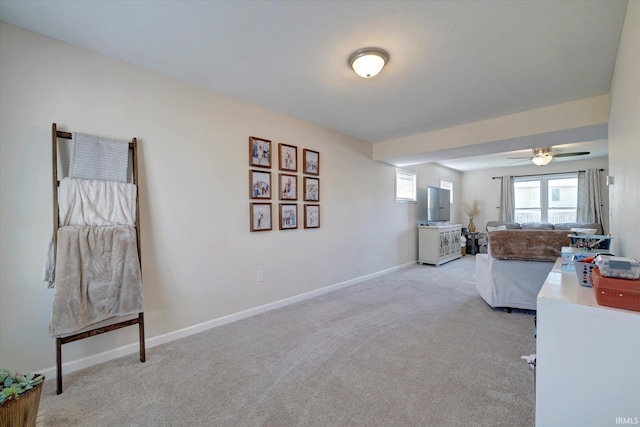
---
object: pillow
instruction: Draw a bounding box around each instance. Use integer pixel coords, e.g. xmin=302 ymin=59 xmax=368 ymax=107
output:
xmin=521 ymin=222 xmax=554 ymax=230
xmin=486 ymin=221 xmax=521 ymax=230
xmin=486 ymin=225 xmax=507 ymax=231
xmin=570 ymin=227 xmax=598 ymax=235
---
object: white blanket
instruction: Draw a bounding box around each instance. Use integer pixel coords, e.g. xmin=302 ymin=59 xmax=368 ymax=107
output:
xmin=59 ymin=177 xmax=137 ymax=226
xmin=43 ymin=178 xmax=137 ymax=287
xmin=49 ymin=226 xmax=144 ymax=337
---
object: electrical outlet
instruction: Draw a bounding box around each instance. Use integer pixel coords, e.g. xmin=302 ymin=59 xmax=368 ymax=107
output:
xmin=257 ymin=270 xmax=264 ymax=282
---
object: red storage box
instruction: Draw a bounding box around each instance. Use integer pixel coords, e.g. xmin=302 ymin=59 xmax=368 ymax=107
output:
xmin=591 ymin=268 xmax=640 ymax=312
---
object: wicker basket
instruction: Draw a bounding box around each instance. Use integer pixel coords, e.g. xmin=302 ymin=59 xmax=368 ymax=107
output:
xmin=0 ymin=375 xmax=44 ymax=427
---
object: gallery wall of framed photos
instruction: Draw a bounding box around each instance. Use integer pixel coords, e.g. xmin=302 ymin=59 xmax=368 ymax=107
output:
xmin=249 ymin=136 xmax=320 ymax=232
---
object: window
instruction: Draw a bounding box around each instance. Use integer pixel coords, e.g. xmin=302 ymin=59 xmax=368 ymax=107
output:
xmin=440 ymin=180 xmax=453 ymax=204
xmin=514 ymin=173 xmax=578 ymax=223
xmin=395 ymin=169 xmax=417 ymax=202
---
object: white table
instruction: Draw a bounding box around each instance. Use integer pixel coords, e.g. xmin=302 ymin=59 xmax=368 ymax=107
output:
xmin=535 ymin=259 xmax=640 ymax=426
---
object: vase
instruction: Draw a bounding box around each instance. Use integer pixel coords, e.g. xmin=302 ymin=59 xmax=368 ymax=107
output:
xmin=468 ymin=217 xmax=476 ymax=233
xmin=0 ymin=375 xmax=44 ymax=427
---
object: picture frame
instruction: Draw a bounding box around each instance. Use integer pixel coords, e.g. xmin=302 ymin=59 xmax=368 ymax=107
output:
xmin=303 ymin=149 xmax=320 ymax=175
xmin=250 ymin=203 xmax=272 ymax=232
xmin=279 ymin=173 xmax=297 ymax=201
xmin=249 ymin=136 xmax=271 ymax=168
xmin=304 ymin=177 xmax=320 ymax=202
xmin=278 ymin=143 xmax=297 ymax=172
xmin=279 ymin=204 xmax=298 ymax=230
xmin=304 ymin=204 xmax=320 ymax=229
xmin=250 ymin=170 xmax=271 ymax=199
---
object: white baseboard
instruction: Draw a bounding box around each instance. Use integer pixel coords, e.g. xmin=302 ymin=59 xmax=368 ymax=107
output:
xmin=39 ymin=261 xmax=415 ymax=380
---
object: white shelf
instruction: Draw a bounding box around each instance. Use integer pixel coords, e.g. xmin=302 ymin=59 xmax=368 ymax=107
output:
xmin=535 ymin=260 xmax=640 ymax=426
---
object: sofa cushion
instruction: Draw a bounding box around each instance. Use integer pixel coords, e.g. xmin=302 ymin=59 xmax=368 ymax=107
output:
xmin=521 ymin=222 xmax=554 ymax=230
xmin=485 ymin=221 xmax=521 ymax=230
xmin=487 ymin=230 xmax=571 ymax=261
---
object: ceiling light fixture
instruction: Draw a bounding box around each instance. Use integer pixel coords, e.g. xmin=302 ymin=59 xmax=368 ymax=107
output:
xmin=349 ymin=48 xmax=389 ymax=78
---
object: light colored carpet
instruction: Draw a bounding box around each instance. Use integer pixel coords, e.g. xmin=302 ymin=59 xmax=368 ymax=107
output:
xmin=39 ymin=255 xmax=536 ymax=426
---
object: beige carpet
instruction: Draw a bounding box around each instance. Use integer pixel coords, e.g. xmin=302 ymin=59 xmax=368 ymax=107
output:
xmin=39 ymin=255 xmax=536 ymax=426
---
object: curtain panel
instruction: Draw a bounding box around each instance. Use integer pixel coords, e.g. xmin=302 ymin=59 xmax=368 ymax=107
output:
xmin=577 ymin=168 xmax=604 ymax=232
xmin=499 ymin=175 xmax=515 ymax=222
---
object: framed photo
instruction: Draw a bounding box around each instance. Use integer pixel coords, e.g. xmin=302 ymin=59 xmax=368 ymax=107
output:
xmin=279 ymin=204 xmax=298 ymax=230
xmin=278 ymin=143 xmax=297 ymax=172
xmin=279 ymin=173 xmax=297 ymax=201
xmin=250 ymin=170 xmax=271 ymax=199
xmin=303 ymin=149 xmax=319 ymax=175
xmin=249 ymin=136 xmax=271 ymax=168
xmin=304 ymin=177 xmax=320 ymax=202
xmin=250 ymin=203 xmax=272 ymax=232
xmin=304 ymin=204 xmax=320 ymax=229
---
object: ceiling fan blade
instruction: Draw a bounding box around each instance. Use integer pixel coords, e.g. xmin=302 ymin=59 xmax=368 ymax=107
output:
xmin=553 ymin=151 xmax=590 ymax=157
xmin=509 ymin=159 xmax=531 ymax=164
xmin=507 ymin=156 xmax=533 ymax=159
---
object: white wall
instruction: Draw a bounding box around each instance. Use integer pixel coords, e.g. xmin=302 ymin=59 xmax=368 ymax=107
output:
xmin=609 ymin=1 xmax=640 ymax=260
xmin=0 ymin=23 xmax=419 ymax=373
xmin=459 ymin=157 xmax=609 ymax=233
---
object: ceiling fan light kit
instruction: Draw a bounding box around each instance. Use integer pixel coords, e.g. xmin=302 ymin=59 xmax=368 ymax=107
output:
xmin=508 ymin=146 xmax=591 ymax=166
xmin=531 ymin=147 xmax=553 ymax=166
xmin=531 ymin=154 xmax=553 ymax=166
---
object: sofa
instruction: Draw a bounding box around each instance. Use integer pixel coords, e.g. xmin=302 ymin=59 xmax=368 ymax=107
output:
xmin=475 ymin=221 xmax=602 ymax=310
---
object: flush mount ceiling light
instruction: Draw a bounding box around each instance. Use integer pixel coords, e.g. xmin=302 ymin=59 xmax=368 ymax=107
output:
xmin=349 ymin=48 xmax=389 ymax=78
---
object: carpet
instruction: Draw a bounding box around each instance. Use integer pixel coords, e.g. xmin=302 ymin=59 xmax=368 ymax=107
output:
xmin=39 ymin=255 xmax=536 ymax=426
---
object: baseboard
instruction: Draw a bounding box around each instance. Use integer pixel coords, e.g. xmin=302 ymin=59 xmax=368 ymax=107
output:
xmin=39 ymin=261 xmax=415 ymax=380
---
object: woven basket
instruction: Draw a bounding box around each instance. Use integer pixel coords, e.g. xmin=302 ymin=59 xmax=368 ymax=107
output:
xmin=0 ymin=375 xmax=44 ymax=427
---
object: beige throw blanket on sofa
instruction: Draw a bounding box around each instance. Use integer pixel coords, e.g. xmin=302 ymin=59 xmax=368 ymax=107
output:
xmin=49 ymin=225 xmax=143 ymax=337
xmin=488 ymin=230 xmax=572 ymax=261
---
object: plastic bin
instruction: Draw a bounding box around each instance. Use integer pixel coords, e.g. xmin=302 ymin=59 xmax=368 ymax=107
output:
xmin=568 ymin=234 xmax=612 ymax=250
xmin=561 ymin=247 xmax=602 ymax=272
xmin=594 ymin=255 xmax=640 ymax=280
xmin=572 ymin=254 xmax=597 ymax=287
xmin=591 ymin=268 xmax=640 ymax=312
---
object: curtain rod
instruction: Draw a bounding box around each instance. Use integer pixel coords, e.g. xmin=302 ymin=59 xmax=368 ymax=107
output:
xmin=492 ymin=168 xmax=604 ymax=179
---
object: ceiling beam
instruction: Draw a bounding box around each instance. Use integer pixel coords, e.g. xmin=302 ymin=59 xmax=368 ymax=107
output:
xmin=373 ymin=94 xmax=610 ymax=166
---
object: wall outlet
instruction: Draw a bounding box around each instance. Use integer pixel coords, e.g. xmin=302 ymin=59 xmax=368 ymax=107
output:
xmin=257 ymin=270 xmax=264 ymax=282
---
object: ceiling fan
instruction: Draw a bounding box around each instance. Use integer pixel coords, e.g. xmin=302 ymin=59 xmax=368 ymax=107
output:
xmin=508 ymin=146 xmax=591 ymax=166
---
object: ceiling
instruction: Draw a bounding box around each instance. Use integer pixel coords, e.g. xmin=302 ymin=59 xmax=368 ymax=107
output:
xmin=0 ymin=0 xmax=627 ymax=170
xmin=438 ymin=139 xmax=609 ymax=171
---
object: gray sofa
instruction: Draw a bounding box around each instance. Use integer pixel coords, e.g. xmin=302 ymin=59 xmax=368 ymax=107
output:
xmin=475 ymin=221 xmax=602 ymax=310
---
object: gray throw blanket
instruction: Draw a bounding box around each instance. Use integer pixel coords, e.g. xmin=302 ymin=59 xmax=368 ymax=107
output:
xmin=49 ymin=225 xmax=143 ymax=337
xmin=69 ymin=132 xmax=129 ymax=183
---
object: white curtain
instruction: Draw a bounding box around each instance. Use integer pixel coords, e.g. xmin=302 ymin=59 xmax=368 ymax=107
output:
xmin=577 ymin=168 xmax=604 ymax=232
xmin=499 ymin=175 xmax=515 ymax=222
